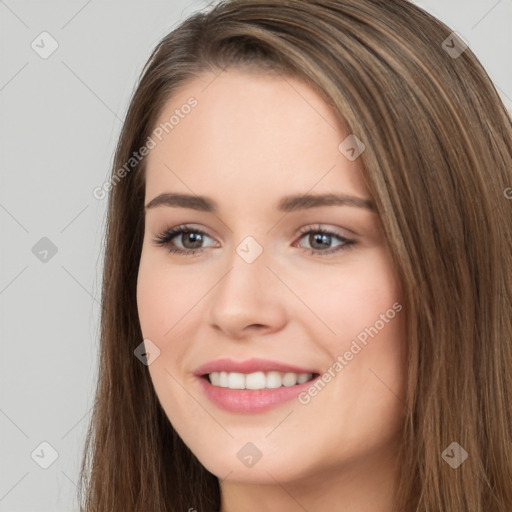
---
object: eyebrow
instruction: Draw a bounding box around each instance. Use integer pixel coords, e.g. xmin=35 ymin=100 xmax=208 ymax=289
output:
xmin=144 ymin=192 xmax=375 ymax=212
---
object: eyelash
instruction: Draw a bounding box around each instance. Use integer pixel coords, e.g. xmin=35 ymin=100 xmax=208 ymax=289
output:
xmin=152 ymin=224 xmax=356 ymax=257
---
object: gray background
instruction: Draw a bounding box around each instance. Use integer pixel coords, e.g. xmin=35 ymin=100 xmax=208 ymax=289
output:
xmin=1 ymin=1 xmax=511 ymax=510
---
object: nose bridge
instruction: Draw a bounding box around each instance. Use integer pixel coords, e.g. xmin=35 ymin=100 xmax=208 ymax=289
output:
xmin=207 ymin=234 xmax=287 ymax=335
xmin=218 ymin=234 xmax=272 ymax=305
xmin=234 ymin=234 xmax=266 ymax=266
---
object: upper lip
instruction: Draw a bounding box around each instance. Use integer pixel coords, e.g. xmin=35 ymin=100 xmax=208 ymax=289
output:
xmin=194 ymin=358 xmax=319 ymax=376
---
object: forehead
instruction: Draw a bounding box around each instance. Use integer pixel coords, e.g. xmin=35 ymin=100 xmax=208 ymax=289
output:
xmin=144 ymin=69 xmax=369 ymax=205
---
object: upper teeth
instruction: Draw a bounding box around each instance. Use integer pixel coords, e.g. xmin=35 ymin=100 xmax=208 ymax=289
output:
xmin=208 ymin=371 xmax=313 ymax=390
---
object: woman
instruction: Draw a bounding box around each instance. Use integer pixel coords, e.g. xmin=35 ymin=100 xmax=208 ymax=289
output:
xmin=79 ymin=0 xmax=512 ymax=510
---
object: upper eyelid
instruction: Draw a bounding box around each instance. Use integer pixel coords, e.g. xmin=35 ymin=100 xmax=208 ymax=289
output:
xmin=157 ymin=224 xmax=349 ymax=237
xmin=154 ymin=224 xmax=352 ymax=246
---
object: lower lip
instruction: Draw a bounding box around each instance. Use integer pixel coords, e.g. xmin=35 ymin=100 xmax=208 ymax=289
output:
xmin=196 ymin=375 xmax=319 ymax=413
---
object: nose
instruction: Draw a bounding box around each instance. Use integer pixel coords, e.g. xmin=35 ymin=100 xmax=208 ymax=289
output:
xmin=206 ymin=245 xmax=288 ymax=339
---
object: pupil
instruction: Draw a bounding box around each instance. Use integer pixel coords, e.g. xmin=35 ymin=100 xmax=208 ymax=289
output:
xmin=311 ymin=233 xmax=330 ymax=249
xmin=185 ymin=232 xmax=202 ymax=248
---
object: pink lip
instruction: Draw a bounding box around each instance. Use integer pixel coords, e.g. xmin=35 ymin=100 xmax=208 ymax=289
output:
xmin=193 ymin=358 xmax=318 ymax=376
xmin=193 ymin=358 xmax=320 ymax=414
xmin=196 ymin=375 xmax=320 ymax=414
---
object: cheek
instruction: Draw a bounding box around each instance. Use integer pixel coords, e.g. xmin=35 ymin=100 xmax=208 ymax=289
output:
xmin=300 ymin=248 xmax=407 ymax=406
xmin=136 ymin=252 xmax=195 ymax=341
xmin=294 ymin=249 xmax=403 ymax=347
xmin=136 ymin=259 xmax=199 ymax=420
xmin=137 ymin=264 xmax=165 ymax=341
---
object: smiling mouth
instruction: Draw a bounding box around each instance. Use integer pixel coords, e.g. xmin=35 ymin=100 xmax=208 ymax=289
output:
xmin=203 ymin=371 xmax=319 ymax=390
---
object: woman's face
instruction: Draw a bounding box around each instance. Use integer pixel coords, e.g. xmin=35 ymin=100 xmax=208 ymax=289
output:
xmin=137 ymin=68 xmax=408 ymax=487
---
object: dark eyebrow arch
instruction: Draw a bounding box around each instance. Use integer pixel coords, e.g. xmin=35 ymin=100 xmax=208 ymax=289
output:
xmin=278 ymin=193 xmax=375 ymax=212
xmin=144 ymin=192 xmax=375 ymax=212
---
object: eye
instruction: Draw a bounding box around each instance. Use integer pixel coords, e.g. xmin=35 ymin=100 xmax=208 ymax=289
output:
xmin=295 ymin=225 xmax=355 ymax=256
xmin=152 ymin=225 xmax=217 ymax=255
xmin=152 ymin=224 xmax=356 ymax=256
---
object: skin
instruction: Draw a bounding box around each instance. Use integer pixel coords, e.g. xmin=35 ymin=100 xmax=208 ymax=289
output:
xmin=136 ymin=68 xmax=408 ymax=512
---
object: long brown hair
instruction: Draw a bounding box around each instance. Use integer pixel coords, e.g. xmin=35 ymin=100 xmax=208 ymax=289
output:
xmin=79 ymin=1 xmax=512 ymax=510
